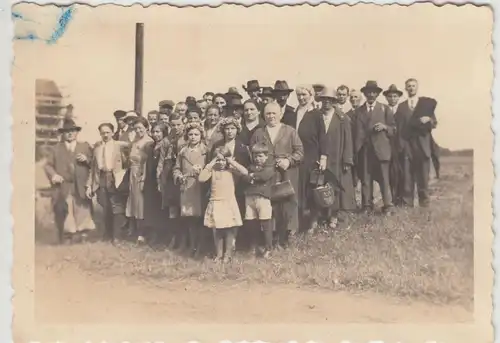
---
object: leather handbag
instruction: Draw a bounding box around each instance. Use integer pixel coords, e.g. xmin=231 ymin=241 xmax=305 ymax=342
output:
xmin=270 ymin=169 xmax=295 ymax=202
xmin=311 ymin=169 xmax=336 ymax=208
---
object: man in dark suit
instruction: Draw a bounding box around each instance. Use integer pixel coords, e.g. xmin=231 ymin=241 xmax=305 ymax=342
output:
xmin=346 ymin=89 xmax=363 ymax=189
xmin=273 ymin=80 xmax=297 ymax=128
xmin=394 ymin=78 xmax=438 ymax=207
xmin=112 ymin=110 xmax=127 ymax=141
xmin=354 ymin=81 xmax=396 ymax=214
xmin=44 ymin=119 xmax=96 ymax=244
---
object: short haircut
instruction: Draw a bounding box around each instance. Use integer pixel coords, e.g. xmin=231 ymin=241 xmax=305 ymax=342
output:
xmin=251 ymin=143 xmax=269 ymax=155
xmin=206 ymin=104 xmax=221 ymax=115
xmin=337 ymin=85 xmax=350 ymax=93
xmin=405 ymin=78 xmax=418 ymax=85
xmin=204 ymin=92 xmax=215 ymax=98
xmin=134 ymin=116 xmax=150 ymax=130
xmin=98 ymin=122 xmax=114 ymax=132
xmin=187 ymin=106 xmax=202 ymax=116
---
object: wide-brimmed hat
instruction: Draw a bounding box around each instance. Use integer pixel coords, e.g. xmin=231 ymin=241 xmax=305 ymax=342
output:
xmin=382 ymin=84 xmax=403 ymax=97
xmin=58 ymin=118 xmax=81 ymax=133
xmin=243 ymin=80 xmax=261 ymax=92
xmin=123 ymin=111 xmax=139 ymax=124
xmin=360 ymin=80 xmax=383 ymax=94
xmin=227 ymin=97 xmax=244 ymax=109
xmin=159 ymin=100 xmax=175 ymax=109
xmin=312 ymin=83 xmax=326 ymax=93
xmin=273 ymin=80 xmax=294 ymax=94
xmin=225 ymin=87 xmax=243 ymax=100
xmin=260 ymin=87 xmax=276 ymax=98
xmin=316 ymin=86 xmax=338 ymax=101
xmin=113 ymin=110 xmax=127 ymax=119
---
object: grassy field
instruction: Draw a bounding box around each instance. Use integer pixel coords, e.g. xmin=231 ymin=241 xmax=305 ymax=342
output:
xmin=35 ymin=155 xmax=474 ymax=310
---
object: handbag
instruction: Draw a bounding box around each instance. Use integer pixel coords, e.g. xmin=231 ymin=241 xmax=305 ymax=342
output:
xmin=270 ymin=169 xmax=295 ymax=202
xmin=311 ymin=169 xmax=336 ymax=208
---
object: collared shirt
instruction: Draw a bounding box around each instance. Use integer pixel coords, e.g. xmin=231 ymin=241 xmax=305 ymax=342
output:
xmin=323 ymin=111 xmax=334 ymax=133
xmin=65 ymin=140 xmax=76 ymax=153
xmin=408 ymin=96 xmax=420 ymax=110
xmin=366 ymin=102 xmax=376 ymax=113
xmin=266 ymin=123 xmax=282 ymax=145
xmin=389 ymin=104 xmax=399 ymax=114
xmin=101 ymin=140 xmax=115 ymax=171
xmin=338 ymin=102 xmax=352 ymax=114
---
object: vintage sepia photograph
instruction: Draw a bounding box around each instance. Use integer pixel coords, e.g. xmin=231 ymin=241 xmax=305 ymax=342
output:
xmin=11 ymin=2 xmax=493 ymax=343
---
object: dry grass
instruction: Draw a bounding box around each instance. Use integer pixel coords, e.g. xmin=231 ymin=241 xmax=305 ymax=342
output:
xmin=35 ymin=155 xmax=474 ymax=309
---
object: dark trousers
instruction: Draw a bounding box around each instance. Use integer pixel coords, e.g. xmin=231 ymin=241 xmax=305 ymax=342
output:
xmin=96 ymin=171 xmax=127 ymax=241
xmin=400 ymin=155 xmax=431 ymax=207
xmin=359 ymin=146 xmax=393 ymax=209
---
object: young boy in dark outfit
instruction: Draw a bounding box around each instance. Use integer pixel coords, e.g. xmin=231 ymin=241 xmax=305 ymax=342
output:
xmin=243 ymin=143 xmax=276 ymax=258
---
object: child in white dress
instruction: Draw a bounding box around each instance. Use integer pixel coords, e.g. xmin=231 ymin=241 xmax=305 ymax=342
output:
xmin=199 ymin=146 xmax=248 ymax=263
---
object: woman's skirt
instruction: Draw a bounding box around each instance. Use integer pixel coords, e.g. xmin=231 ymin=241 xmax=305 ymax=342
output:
xmin=204 ymin=198 xmax=243 ymax=229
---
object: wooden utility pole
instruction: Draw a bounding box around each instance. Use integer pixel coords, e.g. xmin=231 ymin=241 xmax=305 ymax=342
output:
xmin=134 ymin=23 xmax=144 ymax=116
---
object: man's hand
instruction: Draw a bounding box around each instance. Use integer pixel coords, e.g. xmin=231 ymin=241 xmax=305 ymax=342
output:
xmin=75 ymin=153 xmax=87 ymax=163
xmin=373 ymin=122 xmax=387 ymax=132
xmin=420 ymin=116 xmax=431 ymax=124
xmin=276 ymin=158 xmax=290 ymax=171
xmin=85 ymin=186 xmax=93 ymax=199
xmin=51 ymin=174 xmax=64 ymax=184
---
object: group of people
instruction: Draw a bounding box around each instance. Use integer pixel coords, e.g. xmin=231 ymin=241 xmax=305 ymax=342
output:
xmin=43 ymin=78 xmax=440 ymax=262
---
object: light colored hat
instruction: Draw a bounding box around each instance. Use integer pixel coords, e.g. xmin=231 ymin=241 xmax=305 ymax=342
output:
xmin=124 ymin=111 xmax=139 ymax=123
xmin=316 ymin=86 xmax=338 ymax=100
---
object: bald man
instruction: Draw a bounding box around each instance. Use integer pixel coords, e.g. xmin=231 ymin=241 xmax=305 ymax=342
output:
xmin=251 ymin=102 xmax=304 ymax=248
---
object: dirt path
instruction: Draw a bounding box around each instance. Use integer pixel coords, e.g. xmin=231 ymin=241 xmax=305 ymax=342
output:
xmin=35 ymin=250 xmax=472 ymax=324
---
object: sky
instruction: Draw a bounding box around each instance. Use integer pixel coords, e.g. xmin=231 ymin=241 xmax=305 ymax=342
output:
xmin=12 ymin=3 xmax=493 ymax=149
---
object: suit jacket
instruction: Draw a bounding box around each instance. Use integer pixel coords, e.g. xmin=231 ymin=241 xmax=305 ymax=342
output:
xmin=87 ymin=140 xmax=129 ymax=193
xmin=44 ymin=141 xmax=93 ymax=201
xmin=395 ymin=96 xmax=437 ymax=159
xmin=251 ymin=124 xmax=304 ymax=198
xmin=281 ymin=104 xmax=298 ymax=128
xmin=354 ymin=101 xmax=396 ymax=162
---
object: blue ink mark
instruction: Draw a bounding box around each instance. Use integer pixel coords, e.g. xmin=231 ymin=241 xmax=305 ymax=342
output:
xmin=14 ymin=32 xmax=40 ymax=41
xmin=47 ymin=7 xmax=74 ymax=45
xmin=13 ymin=6 xmax=74 ymax=44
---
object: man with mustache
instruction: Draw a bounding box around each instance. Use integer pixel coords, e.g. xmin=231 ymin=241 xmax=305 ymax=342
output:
xmin=354 ymin=81 xmax=396 ymax=215
xmin=272 ymin=80 xmax=297 ymax=129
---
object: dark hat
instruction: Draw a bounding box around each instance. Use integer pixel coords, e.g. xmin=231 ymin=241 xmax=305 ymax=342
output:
xmin=360 ymin=80 xmax=383 ymax=94
xmin=58 ymin=118 xmax=81 ymax=133
xmin=312 ymin=83 xmax=326 ymax=93
xmin=260 ymin=87 xmax=275 ymax=98
xmin=273 ymin=80 xmax=294 ymax=93
xmin=225 ymin=87 xmax=243 ymax=100
xmin=186 ymin=96 xmax=197 ymax=103
xmin=158 ymin=100 xmax=175 ymax=109
xmin=227 ymin=97 xmax=244 ymax=109
xmin=383 ymin=84 xmax=403 ymax=97
xmin=243 ymin=80 xmax=261 ymax=92
xmin=113 ymin=110 xmax=127 ymax=119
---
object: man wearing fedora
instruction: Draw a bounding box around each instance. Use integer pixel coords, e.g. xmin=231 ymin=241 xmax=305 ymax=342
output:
xmin=112 ymin=110 xmax=127 ymax=141
xmin=225 ymin=87 xmax=243 ymax=101
xmin=86 ymin=122 xmax=131 ymax=242
xmin=312 ymin=84 xmax=325 ymax=109
xmin=44 ymin=118 xmax=96 ymax=244
xmin=393 ymin=78 xmax=439 ymax=207
xmin=383 ymin=84 xmax=404 ymax=206
xmin=354 ymin=80 xmax=396 ymax=214
xmin=273 ymin=80 xmax=297 ymax=129
xmin=115 ymin=111 xmax=138 ymax=143
xmin=159 ymin=100 xmax=175 ymax=117
xmin=243 ymin=80 xmax=262 ymax=103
